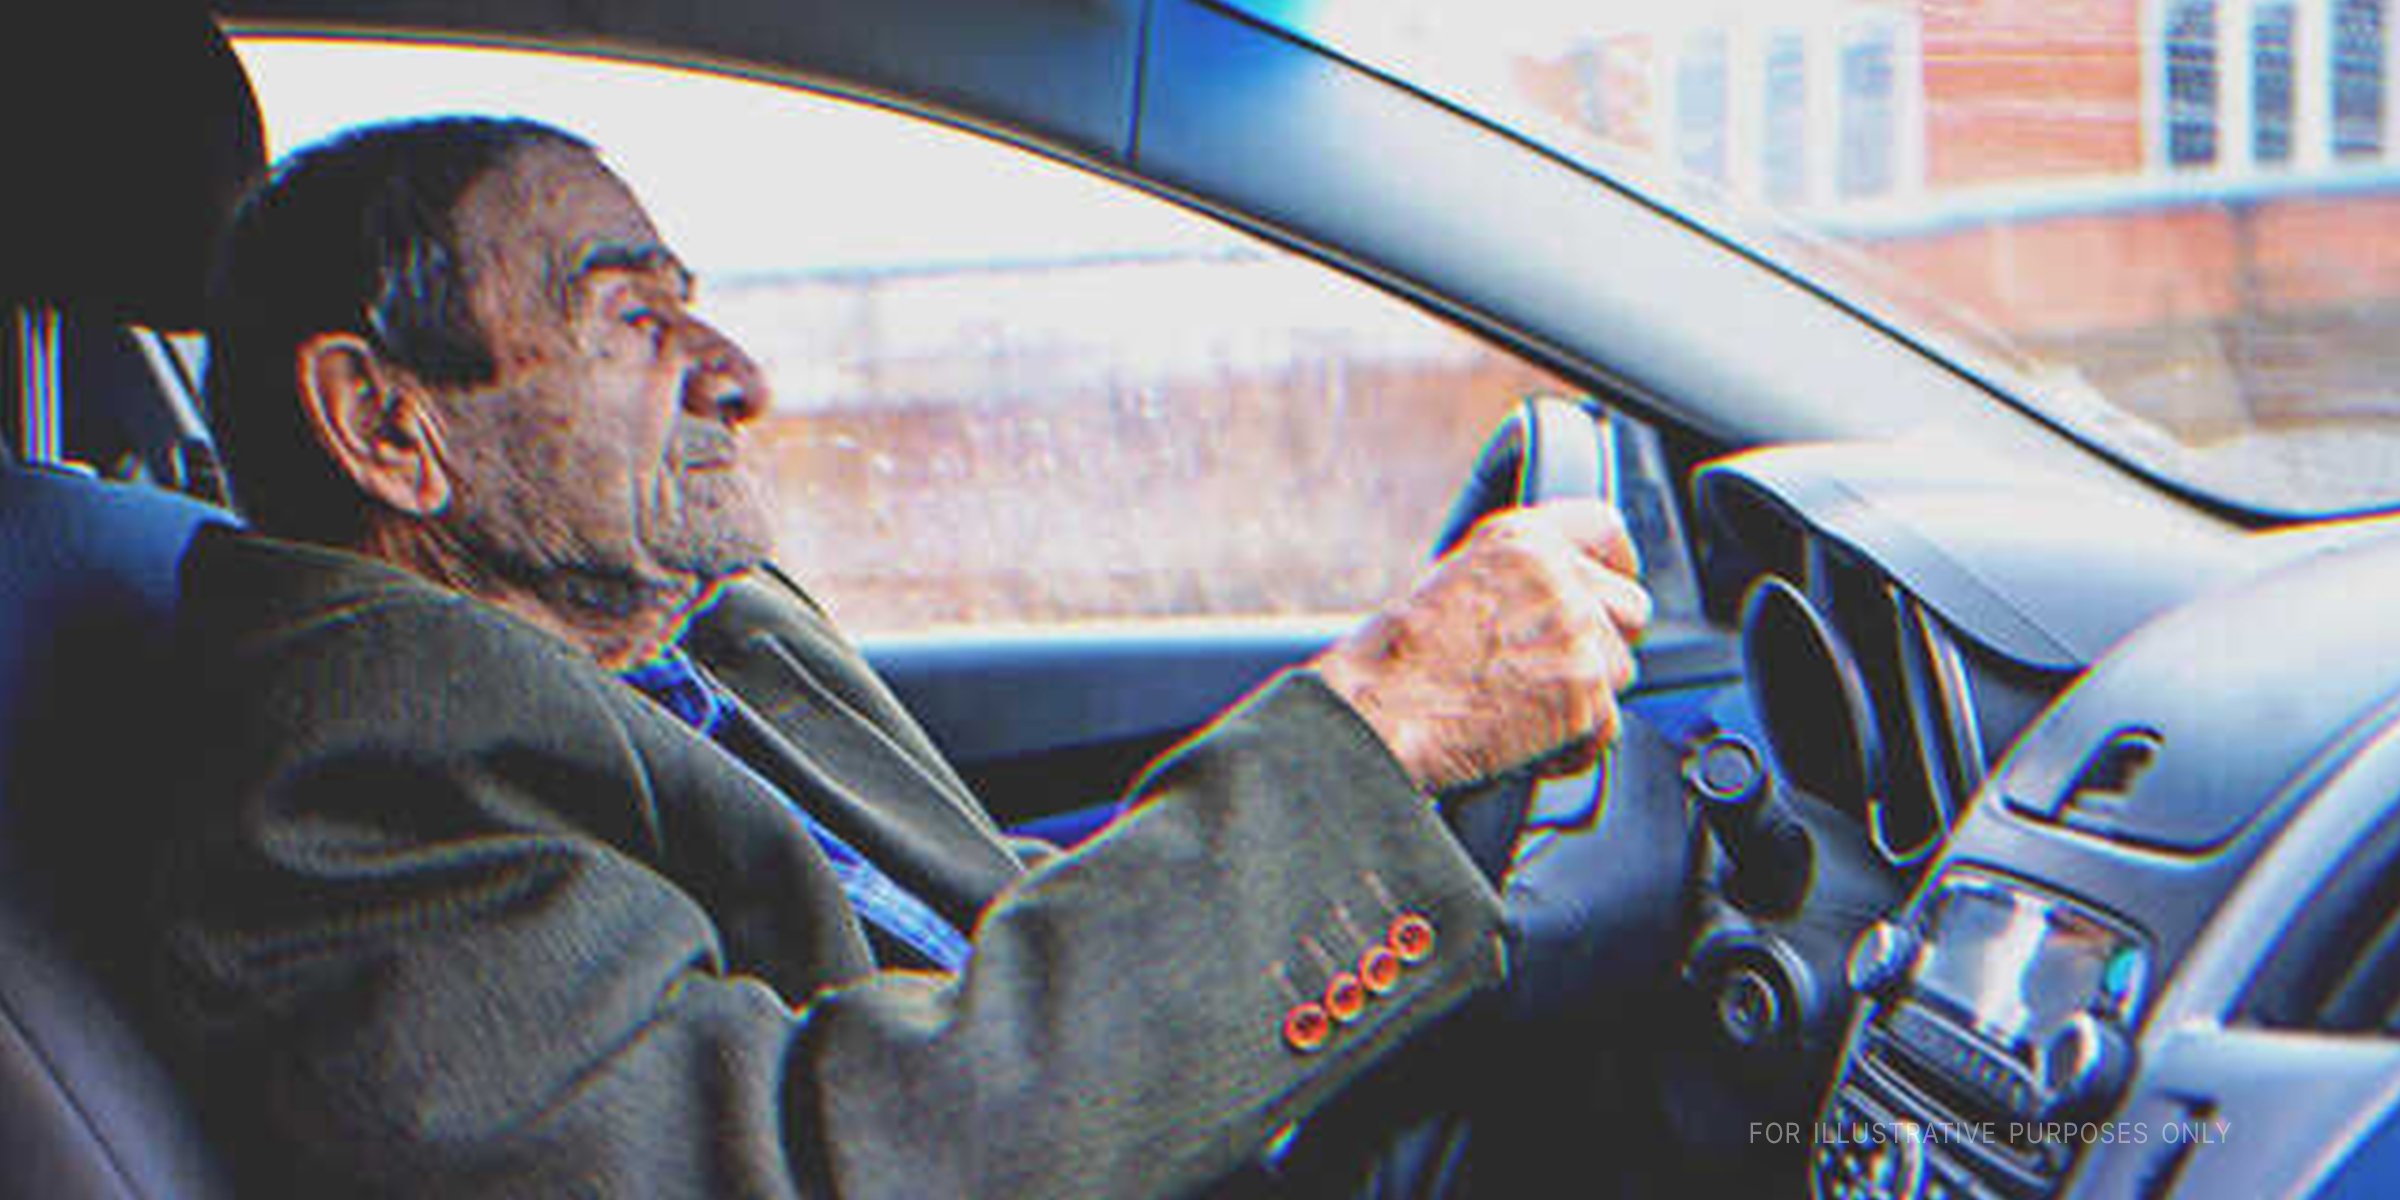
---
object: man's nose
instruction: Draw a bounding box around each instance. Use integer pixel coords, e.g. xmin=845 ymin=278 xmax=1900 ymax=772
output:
xmin=681 ymin=319 xmax=772 ymax=425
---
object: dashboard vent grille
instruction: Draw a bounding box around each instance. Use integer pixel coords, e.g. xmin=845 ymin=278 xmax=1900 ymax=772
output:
xmin=2239 ymin=809 xmax=2400 ymax=1033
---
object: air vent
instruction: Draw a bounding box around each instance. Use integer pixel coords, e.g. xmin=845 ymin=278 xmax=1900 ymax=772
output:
xmin=2239 ymin=808 xmax=2400 ymax=1033
xmin=2017 ymin=727 xmax=2164 ymax=832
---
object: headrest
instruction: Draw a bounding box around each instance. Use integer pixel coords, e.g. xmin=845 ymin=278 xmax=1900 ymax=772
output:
xmin=2 ymin=3 xmax=266 ymax=330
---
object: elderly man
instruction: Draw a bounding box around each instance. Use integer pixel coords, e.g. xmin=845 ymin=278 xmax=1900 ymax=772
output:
xmin=144 ymin=115 xmax=1655 ymax=1197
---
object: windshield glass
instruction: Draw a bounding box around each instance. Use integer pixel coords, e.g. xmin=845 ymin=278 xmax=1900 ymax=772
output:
xmin=1238 ymin=0 xmax=2400 ymax=517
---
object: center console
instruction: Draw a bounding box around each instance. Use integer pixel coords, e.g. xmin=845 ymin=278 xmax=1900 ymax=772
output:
xmin=1802 ymin=528 xmax=2400 ymax=1200
xmin=1819 ymin=871 xmax=2149 ymax=1200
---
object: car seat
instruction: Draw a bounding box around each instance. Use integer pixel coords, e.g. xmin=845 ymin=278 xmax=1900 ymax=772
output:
xmin=0 ymin=3 xmax=258 ymax=1196
xmin=0 ymin=469 xmax=234 ymax=1200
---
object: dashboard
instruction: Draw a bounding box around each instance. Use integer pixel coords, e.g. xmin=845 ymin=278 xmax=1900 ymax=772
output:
xmin=1683 ymin=442 xmax=2400 ymax=1200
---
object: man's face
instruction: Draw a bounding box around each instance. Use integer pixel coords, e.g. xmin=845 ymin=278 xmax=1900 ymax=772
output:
xmin=431 ymin=141 xmax=773 ymax=599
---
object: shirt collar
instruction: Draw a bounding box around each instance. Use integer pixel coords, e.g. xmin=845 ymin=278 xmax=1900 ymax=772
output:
xmin=618 ymin=645 xmax=728 ymax=736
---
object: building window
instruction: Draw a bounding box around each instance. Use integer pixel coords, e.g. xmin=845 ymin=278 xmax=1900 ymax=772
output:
xmin=1839 ymin=21 xmax=1900 ymax=198
xmin=2154 ymin=0 xmax=2395 ymax=170
xmin=2166 ymin=0 xmax=2221 ymax=166
xmin=2334 ymin=0 xmax=2386 ymax=156
xmin=1676 ymin=30 xmax=1730 ymax=185
xmin=1762 ymin=30 xmax=1811 ymax=205
xmin=2254 ymin=0 xmax=2298 ymax=163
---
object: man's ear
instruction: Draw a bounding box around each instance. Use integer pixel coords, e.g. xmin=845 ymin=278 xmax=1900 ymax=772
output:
xmin=294 ymin=333 xmax=453 ymax=517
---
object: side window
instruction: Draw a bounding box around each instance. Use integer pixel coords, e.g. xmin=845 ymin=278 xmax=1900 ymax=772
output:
xmin=236 ymin=40 xmax=1693 ymax=635
xmin=705 ymin=248 xmax=1558 ymax=634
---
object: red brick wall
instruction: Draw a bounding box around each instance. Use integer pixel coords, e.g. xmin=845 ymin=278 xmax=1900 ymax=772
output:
xmin=1919 ymin=0 xmax=2149 ymax=185
xmin=2250 ymin=195 xmax=2400 ymax=309
xmin=1861 ymin=208 xmax=2242 ymax=336
xmin=1860 ymin=196 xmax=2400 ymax=430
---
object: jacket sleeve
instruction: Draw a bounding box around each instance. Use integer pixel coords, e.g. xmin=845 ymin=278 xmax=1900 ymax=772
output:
xmin=154 ymin=581 xmax=1505 ymax=1199
xmin=789 ymin=668 xmax=1507 ymax=1198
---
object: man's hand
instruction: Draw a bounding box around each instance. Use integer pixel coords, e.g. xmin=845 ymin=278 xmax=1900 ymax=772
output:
xmin=1314 ymin=500 xmax=1652 ymax=794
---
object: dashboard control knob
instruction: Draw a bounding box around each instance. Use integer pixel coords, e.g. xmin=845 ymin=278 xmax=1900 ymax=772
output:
xmin=1690 ymin=732 xmax=1767 ymax=803
xmin=1684 ymin=733 xmax=1815 ymax=916
xmin=1717 ymin=964 xmax=1785 ymax=1048
xmin=1846 ymin=920 xmax=1922 ymax=1000
xmin=2038 ymin=1011 xmax=2134 ymax=1120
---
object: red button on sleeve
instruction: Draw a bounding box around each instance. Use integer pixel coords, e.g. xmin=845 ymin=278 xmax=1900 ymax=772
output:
xmin=1283 ymin=1002 xmax=1332 ymax=1053
xmin=1389 ymin=913 xmax=1435 ymax=964
xmin=1359 ymin=945 xmax=1402 ymax=994
xmin=1325 ymin=972 xmax=1367 ymax=1023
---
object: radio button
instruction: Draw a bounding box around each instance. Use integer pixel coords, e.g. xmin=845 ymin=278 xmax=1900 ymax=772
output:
xmin=2039 ymin=1011 xmax=2134 ymax=1120
xmin=1847 ymin=921 xmax=1922 ymax=1000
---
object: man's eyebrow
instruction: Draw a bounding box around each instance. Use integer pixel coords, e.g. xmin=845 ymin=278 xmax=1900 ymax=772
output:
xmin=568 ymin=242 xmax=695 ymax=298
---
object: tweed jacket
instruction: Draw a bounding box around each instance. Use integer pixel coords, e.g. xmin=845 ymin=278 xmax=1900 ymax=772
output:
xmin=143 ymin=529 xmax=1505 ymax=1198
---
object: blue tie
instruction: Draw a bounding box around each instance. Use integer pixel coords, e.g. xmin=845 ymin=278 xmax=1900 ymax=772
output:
xmin=619 ymin=648 xmax=974 ymax=972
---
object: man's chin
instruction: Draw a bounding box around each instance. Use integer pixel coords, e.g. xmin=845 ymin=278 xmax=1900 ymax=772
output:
xmin=653 ymin=526 xmax=774 ymax=584
xmin=658 ymin=480 xmax=774 ymax=581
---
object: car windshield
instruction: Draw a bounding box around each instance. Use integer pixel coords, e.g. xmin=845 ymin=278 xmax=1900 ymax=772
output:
xmin=1236 ymin=0 xmax=2400 ymax=517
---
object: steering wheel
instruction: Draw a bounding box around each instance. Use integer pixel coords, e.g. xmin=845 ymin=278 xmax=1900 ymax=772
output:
xmin=1427 ymin=402 xmax=1904 ymax=1194
xmin=1432 ymin=395 xmax=1616 ymax=559
xmin=1428 ymin=396 xmax=1620 ymax=883
xmin=1408 ymin=398 xmax=1723 ymax=1196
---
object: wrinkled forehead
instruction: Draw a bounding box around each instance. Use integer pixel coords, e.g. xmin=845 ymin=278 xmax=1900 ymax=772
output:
xmin=453 ymin=140 xmax=678 ymax=315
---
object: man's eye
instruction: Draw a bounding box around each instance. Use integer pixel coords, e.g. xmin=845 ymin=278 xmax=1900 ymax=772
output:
xmin=622 ymin=307 xmax=668 ymax=345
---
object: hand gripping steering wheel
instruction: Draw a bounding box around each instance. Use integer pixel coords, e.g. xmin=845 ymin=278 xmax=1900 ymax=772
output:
xmin=1428 ymin=396 xmax=1618 ymax=883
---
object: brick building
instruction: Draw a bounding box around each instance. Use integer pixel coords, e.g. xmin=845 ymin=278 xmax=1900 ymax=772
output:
xmin=1517 ymin=0 xmax=2400 ymax=436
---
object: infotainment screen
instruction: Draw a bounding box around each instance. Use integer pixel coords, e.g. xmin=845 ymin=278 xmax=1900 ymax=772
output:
xmin=1911 ymin=876 xmax=2146 ymax=1060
